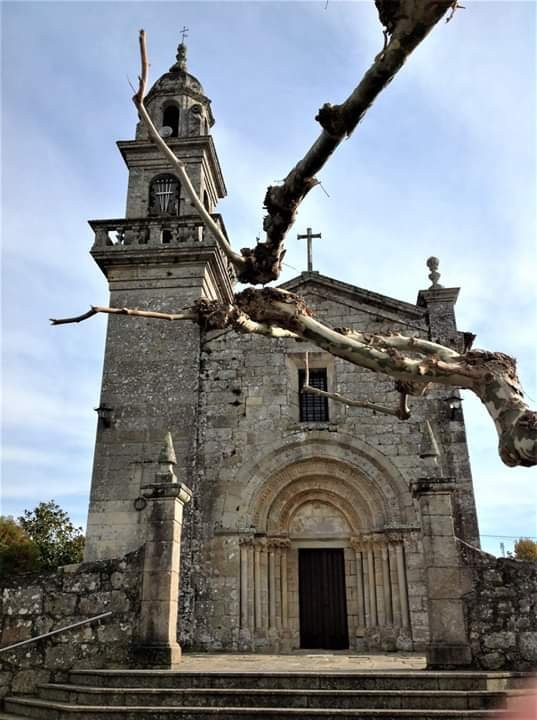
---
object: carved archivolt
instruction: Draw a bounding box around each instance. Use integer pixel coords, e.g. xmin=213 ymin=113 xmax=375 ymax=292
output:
xmin=251 ymin=459 xmax=395 ymax=535
xmin=235 ymin=434 xmax=416 ymax=650
xmin=237 ymin=431 xmax=415 ymax=532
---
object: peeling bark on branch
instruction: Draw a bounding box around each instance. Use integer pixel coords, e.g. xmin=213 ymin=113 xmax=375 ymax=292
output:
xmin=54 ymin=288 xmax=536 ymax=467
xmin=199 ymin=288 xmax=537 ymax=468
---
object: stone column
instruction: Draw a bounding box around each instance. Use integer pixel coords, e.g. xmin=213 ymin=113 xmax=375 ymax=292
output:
xmin=239 ymin=537 xmax=250 ymax=630
xmin=411 ymin=477 xmax=472 ymax=668
xmin=381 ymin=545 xmax=393 ymax=625
xmin=254 ymin=543 xmax=262 ymax=632
xmin=395 ymin=543 xmax=409 ymax=629
xmin=247 ymin=542 xmax=255 ymax=632
xmin=366 ymin=541 xmax=377 ymax=626
xmin=135 ymin=432 xmax=192 ymax=668
xmin=350 ymin=538 xmax=366 ymax=631
xmin=280 ymin=541 xmax=290 ymax=630
xmin=387 ymin=542 xmax=401 ymax=626
xmin=268 ymin=543 xmax=277 ymax=630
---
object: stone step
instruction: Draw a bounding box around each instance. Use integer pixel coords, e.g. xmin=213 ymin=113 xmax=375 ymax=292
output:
xmin=35 ymin=684 xmax=524 ymax=711
xmin=67 ymin=670 xmax=529 ymax=692
xmin=2 ymin=698 xmax=506 ymax=720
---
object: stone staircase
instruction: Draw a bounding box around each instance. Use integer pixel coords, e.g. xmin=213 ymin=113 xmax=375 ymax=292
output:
xmin=1 ymin=669 xmax=531 ymax=719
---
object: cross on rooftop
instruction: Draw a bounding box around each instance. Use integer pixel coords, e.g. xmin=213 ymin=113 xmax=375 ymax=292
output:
xmin=297 ymin=227 xmax=322 ymax=272
xmin=180 ymin=26 xmax=189 ymax=43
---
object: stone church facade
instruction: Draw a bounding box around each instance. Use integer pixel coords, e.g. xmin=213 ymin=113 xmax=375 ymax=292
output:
xmin=84 ymin=41 xmax=480 ymax=657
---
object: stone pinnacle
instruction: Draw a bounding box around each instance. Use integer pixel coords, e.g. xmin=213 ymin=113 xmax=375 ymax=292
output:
xmin=159 ymin=432 xmax=177 ymax=466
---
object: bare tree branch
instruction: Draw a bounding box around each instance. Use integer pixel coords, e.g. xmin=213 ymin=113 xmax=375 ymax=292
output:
xmin=134 ymin=4 xmax=453 ymax=286
xmin=334 ymin=328 xmax=460 ymax=361
xmin=233 ymin=311 xmax=299 ymax=338
xmin=58 ymin=290 xmax=535 ymax=466
xmin=50 ymin=305 xmax=197 ymax=326
xmin=236 ymin=0 xmax=454 ymax=284
xmin=218 ymin=288 xmax=536 ymax=468
xmin=52 ymin=15 xmax=537 ymax=469
xmin=50 ymin=308 xmax=100 ymax=326
xmin=133 ymin=30 xmax=246 ymax=274
xmin=302 ymin=351 xmax=411 ymax=419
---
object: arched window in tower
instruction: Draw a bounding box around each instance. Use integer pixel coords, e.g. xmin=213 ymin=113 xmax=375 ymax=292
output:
xmin=149 ymin=174 xmax=180 ymax=216
xmin=188 ymin=105 xmax=203 ymax=136
xmin=162 ymin=105 xmax=179 ymax=138
xmin=203 ymin=190 xmax=210 ymax=212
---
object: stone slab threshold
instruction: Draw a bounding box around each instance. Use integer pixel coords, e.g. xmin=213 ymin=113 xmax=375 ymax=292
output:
xmin=121 ymin=654 xmax=429 ymax=673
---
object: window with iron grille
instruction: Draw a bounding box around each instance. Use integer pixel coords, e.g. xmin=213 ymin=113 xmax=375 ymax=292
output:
xmin=149 ymin=174 xmax=180 ymax=216
xmin=298 ymin=368 xmax=329 ymax=422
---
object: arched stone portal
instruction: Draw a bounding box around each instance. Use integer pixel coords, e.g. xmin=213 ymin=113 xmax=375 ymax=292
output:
xmin=237 ymin=444 xmax=421 ymax=653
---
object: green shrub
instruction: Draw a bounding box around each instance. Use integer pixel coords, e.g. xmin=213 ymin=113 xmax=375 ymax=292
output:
xmin=0 ymin=516 xmax=41 ymax=577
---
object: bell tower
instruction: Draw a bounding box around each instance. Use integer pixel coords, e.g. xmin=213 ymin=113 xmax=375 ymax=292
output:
xmin=84 ymin=39 xmax=235 ymax=562
xmin=122 ymin=40 xmax=224 ymax=219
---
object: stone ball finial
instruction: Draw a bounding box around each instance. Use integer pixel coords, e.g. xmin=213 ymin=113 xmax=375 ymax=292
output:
xmin=426 ymin=256 xmax=443 ymax=289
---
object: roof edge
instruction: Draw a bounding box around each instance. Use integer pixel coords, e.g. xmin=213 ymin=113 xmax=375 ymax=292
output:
xmin=279 ymin=271 xmax=426 ymax=318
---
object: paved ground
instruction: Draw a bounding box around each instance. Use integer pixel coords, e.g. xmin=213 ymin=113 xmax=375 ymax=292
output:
xmin=174 ymin=652 xmax=427 ymax=673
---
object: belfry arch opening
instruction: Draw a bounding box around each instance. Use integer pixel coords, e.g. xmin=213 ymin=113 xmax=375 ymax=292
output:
xmin=162 ymin=105 xmax=179 ymax=137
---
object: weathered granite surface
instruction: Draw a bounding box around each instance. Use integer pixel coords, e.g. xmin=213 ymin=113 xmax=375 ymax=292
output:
xmin=0 ymin=549 xmax=142 ymax=700
xmin=83 ymin=41 xmax=481 ymax=657
xmin=460 ymin=542 xmax=537 ymax=670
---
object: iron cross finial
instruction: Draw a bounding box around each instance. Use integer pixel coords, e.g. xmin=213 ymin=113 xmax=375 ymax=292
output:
xmin=297 ymin=227 xmax=322 ymax=272
xmin=180 ymin=26 xmax=189 ymax=43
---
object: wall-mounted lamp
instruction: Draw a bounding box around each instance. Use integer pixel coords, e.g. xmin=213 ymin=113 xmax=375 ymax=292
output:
xmin=94 ymin=404 xmax=114 ymax=428
xmin=446 ymin=394 xmax=463 ymax=420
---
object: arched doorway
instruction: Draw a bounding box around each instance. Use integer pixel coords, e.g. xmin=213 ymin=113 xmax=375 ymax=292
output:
xmin=238 ymin=453 xmax=418 ymax=653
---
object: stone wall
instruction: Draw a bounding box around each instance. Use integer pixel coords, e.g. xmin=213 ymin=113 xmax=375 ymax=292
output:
xmin=460 ymin=542 xmax=537 ymax=670
xmin=190 ymin=275 xmax=478 ymax=652
xmin=0 ymin=549 xmax=142 ymax=701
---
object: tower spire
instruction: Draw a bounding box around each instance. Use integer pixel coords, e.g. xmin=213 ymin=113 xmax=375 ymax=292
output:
xmin=171 ymin=26 xmax=189 ymax=72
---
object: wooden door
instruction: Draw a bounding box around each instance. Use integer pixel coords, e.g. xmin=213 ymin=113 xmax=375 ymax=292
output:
xmin=299 ymin=548 xmax=349 ymax=650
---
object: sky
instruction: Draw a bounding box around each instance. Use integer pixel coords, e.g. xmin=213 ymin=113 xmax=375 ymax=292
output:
xmin=1 ymin=1 xmax=536 ymax=556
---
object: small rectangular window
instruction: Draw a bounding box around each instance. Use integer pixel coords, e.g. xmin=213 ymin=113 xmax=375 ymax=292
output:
xmin=298 ymin=368 xmax=329 ymax=422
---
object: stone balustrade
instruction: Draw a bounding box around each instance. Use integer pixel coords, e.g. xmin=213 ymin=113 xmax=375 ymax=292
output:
xmin=89 ymin=213 xmax=228 ymax=250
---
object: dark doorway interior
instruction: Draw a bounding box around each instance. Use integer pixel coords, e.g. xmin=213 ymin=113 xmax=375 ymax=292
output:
xmin=299 ymin=548 xmax=349 ymax=650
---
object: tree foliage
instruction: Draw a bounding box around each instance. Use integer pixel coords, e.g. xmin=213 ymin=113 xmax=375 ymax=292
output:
xmin=17 ymin=500 xmax=85 ymax=572
xmin=0 ymin=516 xmax=41 ymax=578
xmin=511 ymin=538 xmax=537 ymax=562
